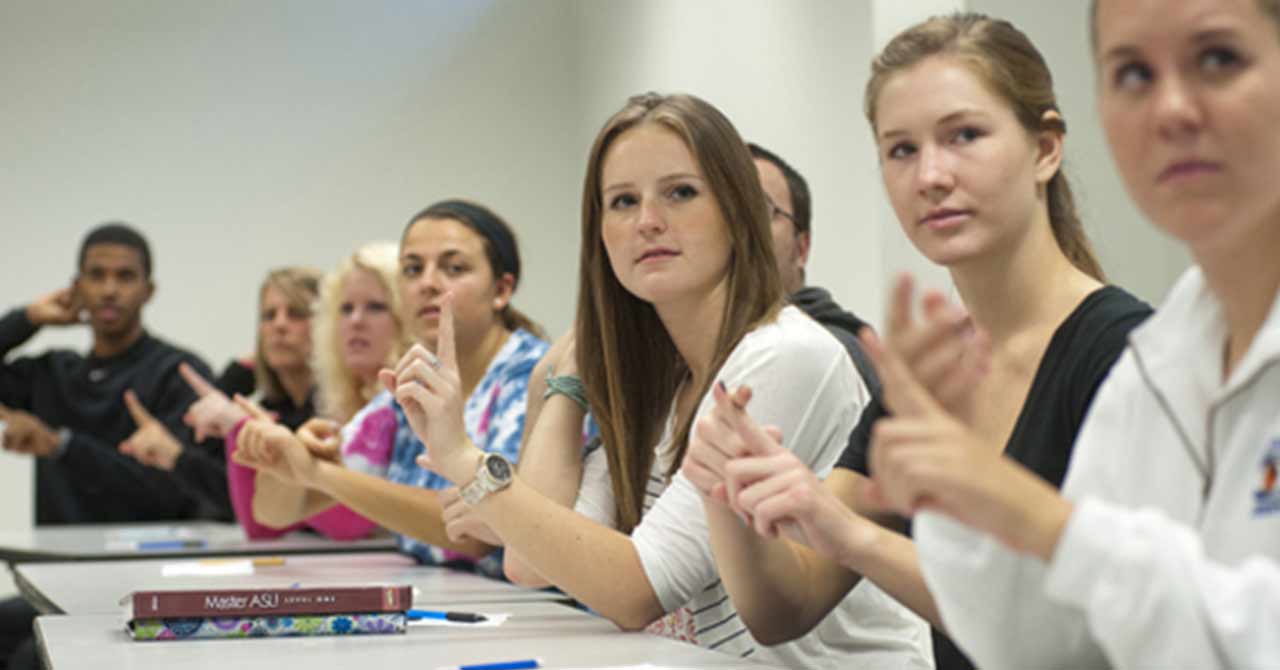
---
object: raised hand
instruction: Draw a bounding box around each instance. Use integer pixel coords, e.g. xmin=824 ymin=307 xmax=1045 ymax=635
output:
xmin=25 ymin=287 xmax=82 ymax=327
xmin=681 ymin=382 xmax=758 ymax=501
xmin=727 ymin=449 xmax=884 ymax=567
xmin=379 ymin=293 xmax=475 ymax=483
xmin=118 ymin=390 xmax=184 ymax=470
xmin=180 ymin=363 xmax=246 ymax=442
xmin=231 ymin=395 xmax=319 ymax=486
xmin=439 ymin=486 xmax=502 ymax=545
xmin=0 ymin=405 xmax=60 ymax=458
xmin=876 ymin=274 xmax=990 ymax=422
xmin=296 ymin=418 xmax=343 ymax=463
xmin=860 ymin=306 xmax=1070 ymax=558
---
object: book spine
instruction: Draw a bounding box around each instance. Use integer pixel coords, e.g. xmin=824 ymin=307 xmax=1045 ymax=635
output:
xmin=131 ymin=585 xmax=411 ymax=619
xmin=129 ymin=612 xmax=407 ymax=641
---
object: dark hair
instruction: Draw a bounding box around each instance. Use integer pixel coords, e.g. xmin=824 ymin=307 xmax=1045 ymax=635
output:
xmin=78 ymin=222 xmax=152 ymax=278
xmin=404 ymin=199 xmax=545 ymax=339
xmin=578 ymin=93 xmax=784 ymax=533
xmin=866 ymin=12 xmax=1106 ymax=281
xmin=1090 ymin=0 xmax=1280 ymax=51
xmin=747 ymin=142 xmax=812 ymax=237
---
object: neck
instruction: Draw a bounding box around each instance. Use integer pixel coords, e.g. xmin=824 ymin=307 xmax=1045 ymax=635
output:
xmin=91 ymin=322 xmax=145 ymax=358
xmin=1194 ymin=221 xmax=1280 ymax=379
xmin=276 ymin=366 xmax=314 ymax=408
xmin=949 ymin=215 xmax=1100 ymax=346
xmin=655 ymin=282 xmax=729 ymax=391
xmin=458 ymin=324 xmax=512 ymax=397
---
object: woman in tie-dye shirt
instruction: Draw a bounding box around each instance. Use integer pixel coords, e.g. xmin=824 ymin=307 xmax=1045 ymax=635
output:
xmin=236 ymin=200 xmax=546 ymax=577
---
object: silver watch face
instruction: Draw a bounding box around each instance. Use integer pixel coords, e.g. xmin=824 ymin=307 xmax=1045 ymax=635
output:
xmin=485 ymin=454 xmax=512 ymax=481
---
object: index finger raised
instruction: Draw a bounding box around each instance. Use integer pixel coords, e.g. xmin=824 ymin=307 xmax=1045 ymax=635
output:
xmin=179 ymin=362 xmax=217 ymax=398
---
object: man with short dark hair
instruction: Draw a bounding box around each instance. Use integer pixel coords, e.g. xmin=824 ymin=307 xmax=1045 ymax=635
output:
xmin=0 ymin=223 xmax=225 ymax=669
xmin=0 ymin=222 xmax=219 ymax=523
xmin=748 ymin=143 xmax=881 ymax=396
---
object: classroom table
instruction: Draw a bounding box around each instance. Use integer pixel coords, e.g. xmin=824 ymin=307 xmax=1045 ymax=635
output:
xmin=0 ymin=521 xmax=398 ymax=564
xmin=35 ymin=600 xmax=780 ymax=669
xmin=15 ymin=552 xmax=568 ymax=615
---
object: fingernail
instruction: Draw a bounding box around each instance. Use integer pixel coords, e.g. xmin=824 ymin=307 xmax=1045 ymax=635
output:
xmin=716 ymin=380 xmax=726 ymax=393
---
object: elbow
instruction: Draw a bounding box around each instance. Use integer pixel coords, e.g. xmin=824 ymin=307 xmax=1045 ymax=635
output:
xmin=608 ymin=606 xmax=662 ymax=633
xmin=738 ymin=608 xmax=808 ymax=646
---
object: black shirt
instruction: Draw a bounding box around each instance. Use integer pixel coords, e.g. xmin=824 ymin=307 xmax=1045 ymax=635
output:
xmin=835 ymin=285 xmax=1153 ymax=670
xmin=0 ymin=307 xmax=221 ymax=524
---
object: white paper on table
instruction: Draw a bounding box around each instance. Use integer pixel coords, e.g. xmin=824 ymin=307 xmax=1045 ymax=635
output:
xmin=410 ymin=613 xmax=511 ymax=628
xmin=161 ymin=560 xmax=255 ymax=577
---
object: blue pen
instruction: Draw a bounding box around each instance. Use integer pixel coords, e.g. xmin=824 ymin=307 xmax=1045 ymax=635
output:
xmin=136 ymin=539 xmax=207 ymax=551
xmin=454 ymin=660 xmax=540 ymax=670
xmin=407 ymin=608 xmax=488 ymax=623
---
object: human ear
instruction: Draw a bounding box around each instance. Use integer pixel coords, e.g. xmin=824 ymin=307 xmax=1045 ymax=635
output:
xmin=1034 ymin=110 xmax=1066 ymax=185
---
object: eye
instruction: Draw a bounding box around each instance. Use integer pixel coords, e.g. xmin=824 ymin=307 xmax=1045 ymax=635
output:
xmin=608 ymin=192 xmax=638 ymax=210
xmin=339 ymin=302 xmax=354 ymax=316
xmin=1113 ymin=61 xmax=1153 ymax=91
xmin=951 ymin=126 xmax=983 ymax=145
xmin=366 ymin=301 xmax=388 ymax=313
xmin=444 ymin=263 xmax=468 ymax=276
xmin=260 ymin=308 xmax=275 ymax=323
xmin=287 ymin=308 xmax=309 ymax=320
xmin=401 ymin=263 xmax=421 ymax=279
xmin=667 ymin=183 xmax=698 ymax=202
xmin=1199 ymin=46 xmax=1242 ymax=75
xmin=886 ymin=142 xmax=916 ymax=160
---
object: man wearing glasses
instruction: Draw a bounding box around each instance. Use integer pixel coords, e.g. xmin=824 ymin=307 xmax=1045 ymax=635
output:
xmin=749 ymin=143 xmax=880 ymax=397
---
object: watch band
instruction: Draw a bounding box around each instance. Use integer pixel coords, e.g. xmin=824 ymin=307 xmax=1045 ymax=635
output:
xmin=460 ymin=453 xmax=513 ymax=506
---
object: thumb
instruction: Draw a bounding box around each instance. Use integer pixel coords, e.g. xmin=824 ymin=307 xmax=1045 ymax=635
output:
xmin=123 ymin=390 xmax=155 ymax=427
xmin=415 ymin=453 xmax=436 ymax=472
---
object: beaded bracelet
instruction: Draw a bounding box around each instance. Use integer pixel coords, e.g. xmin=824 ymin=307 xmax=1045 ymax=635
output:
xmin=543 ymin=364 xmax=589 ymax=413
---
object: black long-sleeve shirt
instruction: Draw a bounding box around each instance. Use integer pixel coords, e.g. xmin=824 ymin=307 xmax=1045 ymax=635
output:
xmin=0 ymin=307 xmax=223 ymax=524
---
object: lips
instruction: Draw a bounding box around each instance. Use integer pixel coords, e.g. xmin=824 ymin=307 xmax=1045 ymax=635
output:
xmin=92 ymin=306 xmax=121 ymax=321
xmin=1157 ymin=159 xmax=1223 ymax=184
xmin=417 ymin=306 xmax=441 ymax=319
xmin=919 ymin=208 xmax=973 ymax=232
xmin=345 ymin=337 xmax=370 ymax=351
xmin=637 ymin=248 xmax=680 ymax=263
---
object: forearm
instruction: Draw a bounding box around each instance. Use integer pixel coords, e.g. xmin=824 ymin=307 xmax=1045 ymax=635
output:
xmin=0 ymin=308 xmax=39 ymax=359
xmin=310 ymin=460 xmax=492 ymax=558
xmin=251 ymin=471 xmax=325 ymax=528
xmin=704 ymin=498 xmax=857 ymax=644
xmin=479 ymin=477 xmax=664 ymax=630
xmin=506 ymin=396 xmax=588 ymax=587
xmin=843 ymin=522 xmax=944 ymax=629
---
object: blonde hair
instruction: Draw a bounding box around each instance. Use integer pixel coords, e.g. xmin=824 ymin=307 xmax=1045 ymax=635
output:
xmin=312 ymin=242 xmax=409 ymax=422
xmin=577 ymin=93 xmax=785 ymax=533
xmin=866 ymin=12 xmax=1105 ymax=281
xmin=255 ymin=267 xmax=322 ymax=403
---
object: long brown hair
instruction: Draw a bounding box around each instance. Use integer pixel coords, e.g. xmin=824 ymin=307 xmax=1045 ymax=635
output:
xmin=1090 ymin=0 xmax=1280 ymax=50
xmin=866 ymin=12 xmax=1106 ymax=281
xmin=255 ymin=266 xmax=322 ymax=403
xmin=577 ymin=93 xmax=784 ymax=533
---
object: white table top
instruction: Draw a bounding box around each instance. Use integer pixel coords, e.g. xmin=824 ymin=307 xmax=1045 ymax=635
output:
xmin=35 ymin=601 xmax=778 ymax=669
xmin=16 ymin=553 xmax=567 ymax=615
xmin=0 ymin=521 xmax=397 ymax=563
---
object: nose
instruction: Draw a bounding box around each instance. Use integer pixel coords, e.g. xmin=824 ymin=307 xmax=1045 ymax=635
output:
xmin=637 ymin=197 xmax=667 ymax=237
xmin=915 ymin=144 xmax=955 ymax=200
xmin=1153 ymin=75 xmax=1203 ymax=142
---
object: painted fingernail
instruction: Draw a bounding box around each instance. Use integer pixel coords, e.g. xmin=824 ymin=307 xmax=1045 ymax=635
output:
xmin=717 ymin=380 xmax=726 ymax=393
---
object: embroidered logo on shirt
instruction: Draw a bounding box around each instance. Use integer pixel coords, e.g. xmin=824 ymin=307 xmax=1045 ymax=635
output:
xmin=1253 ymin=439 xmax=1280 ymax=516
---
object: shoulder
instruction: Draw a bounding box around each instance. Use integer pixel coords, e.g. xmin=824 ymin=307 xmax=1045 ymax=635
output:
xmin=1056 ymin=286 xmax=1153 ymax=367
xmin=724 ymin=306 xmax=847 ymax=373
xmin=489 ymin=329 xmax=549 ymax=382
xmin=145 ymin=334 xmax=213 ymax=379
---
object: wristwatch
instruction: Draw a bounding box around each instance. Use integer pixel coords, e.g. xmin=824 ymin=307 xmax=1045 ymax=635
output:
xmin=459 ymin=453 xmax=514 ymax=506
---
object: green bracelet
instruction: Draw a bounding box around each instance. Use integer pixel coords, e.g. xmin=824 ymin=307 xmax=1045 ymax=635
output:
xmin=544 ymin=365 xmax=588 ymax=413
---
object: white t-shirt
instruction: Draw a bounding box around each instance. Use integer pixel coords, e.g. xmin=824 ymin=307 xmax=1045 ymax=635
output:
xmin=574 ymin=306 xmax=932 ymax=669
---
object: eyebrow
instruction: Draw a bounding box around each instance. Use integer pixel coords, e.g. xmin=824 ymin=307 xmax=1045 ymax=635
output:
xmin=602 ymin=172 xmax=704 ymax=193
xmin=1102 ymin=24 xmax=1242 ymax=63
xmin=878 ymin=108 xmax=987 ymax=141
